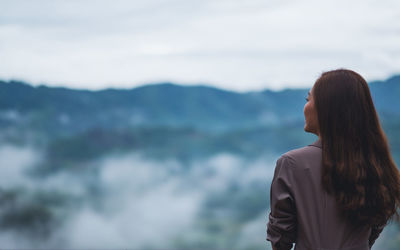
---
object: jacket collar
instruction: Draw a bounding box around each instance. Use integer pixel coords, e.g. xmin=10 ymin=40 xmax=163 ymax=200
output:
xmin=309 ymin=138 xmax=322 ymax=148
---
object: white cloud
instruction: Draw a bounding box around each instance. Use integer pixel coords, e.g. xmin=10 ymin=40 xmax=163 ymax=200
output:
xmin=55 ymin=153 xmax=204 ymax=248
xmin=0 ymin=145 xmax=40 ymax=189
xmin=0 ymin=145 xmax=279 ymax=248
xmin=0 ymin=0 xmax=399 ymax=91
xmin=237 ymin=213 xmax=273 ymax=250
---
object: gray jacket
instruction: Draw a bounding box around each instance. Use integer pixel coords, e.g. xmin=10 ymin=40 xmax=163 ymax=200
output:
xmin=266 ymin=139 xmax=385 ymax=250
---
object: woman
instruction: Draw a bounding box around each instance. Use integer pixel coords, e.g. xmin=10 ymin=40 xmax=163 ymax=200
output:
xmin=266 ymin=69 xmax=400 ymax=250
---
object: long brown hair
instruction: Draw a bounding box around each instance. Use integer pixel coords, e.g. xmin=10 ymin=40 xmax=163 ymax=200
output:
xmin=313 ymin=69 xmax=400 ymax=228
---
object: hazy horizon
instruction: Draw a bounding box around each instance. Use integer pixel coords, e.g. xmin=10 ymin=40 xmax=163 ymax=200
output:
xmin=2 ymin=71 xmax=399 ymax=94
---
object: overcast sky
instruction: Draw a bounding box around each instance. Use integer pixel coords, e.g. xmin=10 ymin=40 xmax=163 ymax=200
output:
xmin=1 ymin=0 xmax=399 ymax=92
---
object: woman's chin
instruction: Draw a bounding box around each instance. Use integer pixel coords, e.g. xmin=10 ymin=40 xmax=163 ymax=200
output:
xmin=304 ymin=125 xmax=312 ymax=133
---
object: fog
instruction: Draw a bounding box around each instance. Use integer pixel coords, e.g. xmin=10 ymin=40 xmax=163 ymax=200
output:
xmin=0 ymin=144 xmax=277 ymax=249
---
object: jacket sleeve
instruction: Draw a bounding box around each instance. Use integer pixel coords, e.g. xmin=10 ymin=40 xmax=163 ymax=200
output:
xmin=368 ymin=223 xmax=386 ymax=248
xmin=267 ymin=155 xmax=297 ymax=250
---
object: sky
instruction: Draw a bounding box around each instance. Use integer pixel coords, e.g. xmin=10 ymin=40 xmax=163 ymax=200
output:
xmin=0 ymin=0 xmax=400 ymax=92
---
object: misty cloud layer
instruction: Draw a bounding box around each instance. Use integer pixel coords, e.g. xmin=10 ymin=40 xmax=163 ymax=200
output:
xmin=0 ymin=144 xmax=277 ymax=249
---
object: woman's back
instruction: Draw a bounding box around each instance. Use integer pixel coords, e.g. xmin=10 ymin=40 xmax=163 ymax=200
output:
xmin=267 ymin=139 xmax=383 ymax=250
xmin=266 ymin=69 xmax=399 ymax=250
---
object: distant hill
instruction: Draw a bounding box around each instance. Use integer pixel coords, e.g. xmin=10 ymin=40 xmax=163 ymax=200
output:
xmin=369 ymin=75 xmax=400 ymax=119
xmin=0 ymin=75 xmax=398 ymax=136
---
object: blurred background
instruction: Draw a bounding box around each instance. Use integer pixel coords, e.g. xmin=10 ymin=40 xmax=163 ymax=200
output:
xmin=0 ymin=0 xmax=399 ymax=249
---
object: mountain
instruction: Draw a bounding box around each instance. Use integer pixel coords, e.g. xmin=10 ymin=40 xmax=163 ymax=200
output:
xmin=0 ymin=81 xmax=301 ymax=135
xmin=1 ymin=75 xmax=398 ymax=137
xmin=369 ymin=75 xmax=400 ymax=120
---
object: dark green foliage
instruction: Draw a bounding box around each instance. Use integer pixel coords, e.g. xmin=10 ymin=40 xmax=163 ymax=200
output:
xmin=0 ymin=188 xmax=72 ymax=239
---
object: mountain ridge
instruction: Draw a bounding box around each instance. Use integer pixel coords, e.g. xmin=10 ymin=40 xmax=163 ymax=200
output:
xmin=0 ymin=75 xmax=399 ymax=136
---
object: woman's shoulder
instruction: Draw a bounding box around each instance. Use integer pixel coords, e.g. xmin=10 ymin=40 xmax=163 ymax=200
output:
xmin=279 ymin=139 xmax=322 ymax=167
